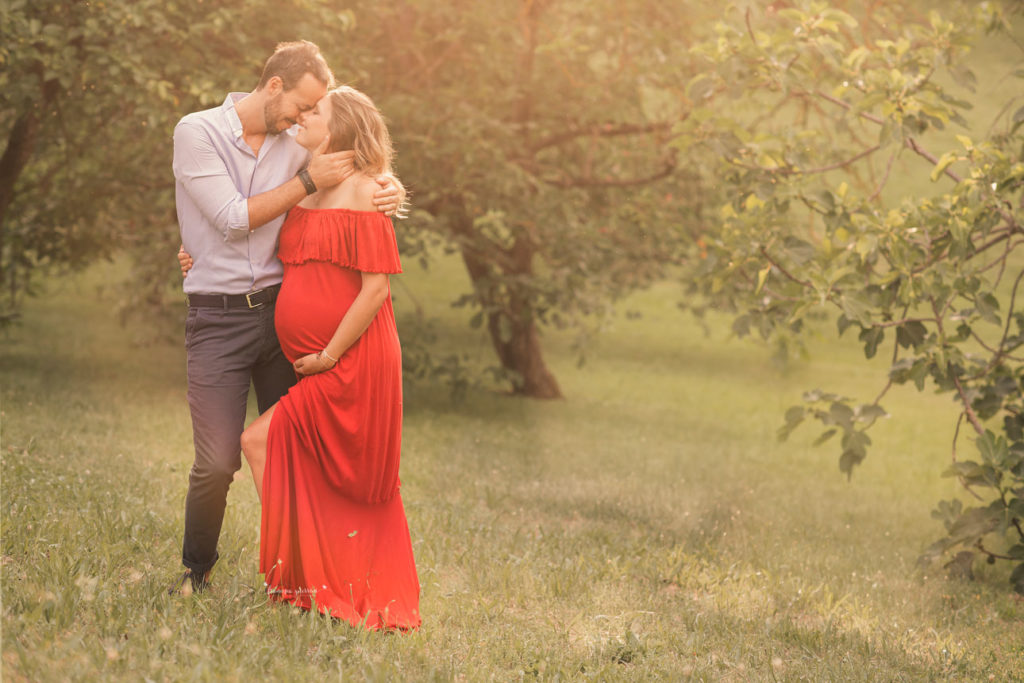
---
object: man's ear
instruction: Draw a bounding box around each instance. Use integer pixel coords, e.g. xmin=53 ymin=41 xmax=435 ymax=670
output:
xmin=264 ymin=75 xmax=283 ymax=96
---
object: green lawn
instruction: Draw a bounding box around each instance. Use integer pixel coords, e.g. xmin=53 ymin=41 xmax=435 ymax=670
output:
xmin=2 ymin=255 xmax=1021 ymax=682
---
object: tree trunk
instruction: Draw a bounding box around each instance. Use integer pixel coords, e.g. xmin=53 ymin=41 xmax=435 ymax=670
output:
xmin=0 ymin=79 xmax=58 ymax=309
xmin=453 ymin=212 xmax=563 ymax=399
xmin=485 ymin=301 xmax=562 ymax=399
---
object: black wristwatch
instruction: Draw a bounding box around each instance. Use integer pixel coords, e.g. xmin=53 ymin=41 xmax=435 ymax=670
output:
xmin=297 ymin=168 xmax=317 ymax=195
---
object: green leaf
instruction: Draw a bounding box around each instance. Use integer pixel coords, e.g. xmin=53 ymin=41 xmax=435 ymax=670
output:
xmin=947 ymin=506 xmax=999 ymax=542
xmin=976 ymin=430 xmax=1008 ymax=468
xmin=844 ymin=46 xmax=870 ymax=71
xmin=686 ymin=74 xmax=715 ymax=101
xmin=782 ymin=237 xmax=815 ymax=265
xmin=975 ymin=292 xmax=1001 ymax=325
xmin=908 ymin=360 xmax=929 ymax=390
xmin=931 ymin=499 xmax=963 ymax=529
xmin=840 ymin=293 xmax=872 ymax=327
xmin=919 ymin=536 xmax=957 ymax=566
xmin=813 ymin=428 xmax=838 ymax=446
xmin=777 ymin=405 xmax=806 ymax=443
xmin=857 ymin=403 xmax=888 ymax=426
xmin=943 ymin=461 xmax=986 ymax=479
xmin=753 ymin=266 xmax=770 ymax=294
xmin=803 ymin=388 xmax=840 ymax=403
xmin=949 ymin=65 xmax=977 ymax=92
xmin=822 ymin=9 xmax=858 ymax=29
xmin=841 ymin=428 xmax=870 ymax=455
xmin=784 ymin=405 xmax=805 ymax=426
xmin=930 ymin=151 xmax=957 ymax=182
xmin=896 ymin=320 xmax=927 ymax=349
xmin=1013 ymin=105 xmax=1024 ymax=124
xmin=829 ymin=402 xmax=854 ymax=428
xmin=943 ymin=461 xmax=1000 ymax=488
xmin=839 ymin=449 xmax=865 ymax=479
xmin=858 ymin=326 xmax=884 ymax=359
xmin=1011 ymin=563 xmax=1024 ymax=595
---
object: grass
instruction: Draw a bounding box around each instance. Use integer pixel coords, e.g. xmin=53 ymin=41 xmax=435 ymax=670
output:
xmin=2 ymin=253 xmax=1022 ymax=682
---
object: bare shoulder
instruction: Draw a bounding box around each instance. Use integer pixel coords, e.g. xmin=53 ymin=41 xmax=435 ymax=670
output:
xmin=347 ymin=174 xmax=381 ymax=212
xmin=315 ymin=173 xmax=382 ymax=212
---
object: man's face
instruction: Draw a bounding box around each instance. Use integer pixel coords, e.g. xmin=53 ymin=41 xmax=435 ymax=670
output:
xmin=294 ymin=94 xmax=332 ymax=152
xmin=263 ymin=72 xmax=327 ymax=135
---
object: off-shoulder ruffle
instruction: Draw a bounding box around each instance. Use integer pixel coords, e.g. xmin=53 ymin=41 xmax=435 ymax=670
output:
xmin=278 ymin=206 xmax=402 ymax=274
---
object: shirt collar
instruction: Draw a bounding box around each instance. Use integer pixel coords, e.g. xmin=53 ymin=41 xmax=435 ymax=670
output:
xmin=222 ymin=92 xmax=246 ymax=139
xmin=220 ymin=92 xmax=299 ymax=141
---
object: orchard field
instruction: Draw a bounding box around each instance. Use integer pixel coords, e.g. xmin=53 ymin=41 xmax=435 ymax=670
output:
xmin=4 ymin=0 xmax=1024 ymax=680
xmin=2 ymin=255 xmax=1022 ymax=681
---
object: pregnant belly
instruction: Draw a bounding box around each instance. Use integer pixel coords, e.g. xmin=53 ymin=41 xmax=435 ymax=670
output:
xmin=274 ymin=262 xmax=361 ymax=363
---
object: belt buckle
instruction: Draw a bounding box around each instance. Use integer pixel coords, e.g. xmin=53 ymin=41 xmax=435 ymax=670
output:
xmin=245 ymin=290 xmax=265 ymax=309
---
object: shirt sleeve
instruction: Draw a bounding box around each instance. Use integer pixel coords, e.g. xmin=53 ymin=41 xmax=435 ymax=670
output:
xmin=172 ymin=120 xmax=250 ymax=239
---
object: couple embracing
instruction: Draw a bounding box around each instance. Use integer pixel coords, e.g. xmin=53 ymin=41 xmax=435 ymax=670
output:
xmin=171 ymin=40 xmax=419 ymax=630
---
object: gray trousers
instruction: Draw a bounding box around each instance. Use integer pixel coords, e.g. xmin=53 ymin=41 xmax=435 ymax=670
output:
xmin=181 ymin=303 xmax=295 ymax=575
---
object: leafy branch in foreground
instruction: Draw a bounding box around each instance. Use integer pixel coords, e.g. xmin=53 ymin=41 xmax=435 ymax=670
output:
xmin=676 ymin=0 xmax=1024 ymax=592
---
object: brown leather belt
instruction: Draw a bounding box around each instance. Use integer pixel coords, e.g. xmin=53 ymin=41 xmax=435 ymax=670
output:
xmin=186 ymin=284 xmax=281 ymax=309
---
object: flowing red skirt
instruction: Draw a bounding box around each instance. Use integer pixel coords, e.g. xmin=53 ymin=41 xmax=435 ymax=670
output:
xmin=261 ymin=257 xmax=419 ymax=629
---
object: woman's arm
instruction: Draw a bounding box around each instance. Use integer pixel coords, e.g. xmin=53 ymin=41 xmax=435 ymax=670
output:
xmin=292 ymin=272 xmax=390 ymax=376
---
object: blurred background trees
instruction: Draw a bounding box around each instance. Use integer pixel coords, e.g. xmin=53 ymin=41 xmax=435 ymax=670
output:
xmin=336 ymin=0 xmax=708 ymax=397
xmin=2 ymin=0 xmax=708 ymax=398
xmin=0 ymin=0 xmax=352 ymax=325
xmin=1 ymin=0 xmax=1022 ymax=589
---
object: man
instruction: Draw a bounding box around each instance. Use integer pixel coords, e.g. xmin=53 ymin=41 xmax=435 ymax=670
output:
xmin=170 ymin=41 xmax=403 ymax=593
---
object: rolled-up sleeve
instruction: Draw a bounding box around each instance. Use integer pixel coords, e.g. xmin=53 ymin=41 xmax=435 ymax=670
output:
xmin=173 ymin=121 xmax=250 ymax=239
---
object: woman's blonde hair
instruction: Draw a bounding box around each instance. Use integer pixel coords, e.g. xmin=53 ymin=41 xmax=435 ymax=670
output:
xmin=326 ymin=86 xmax=393 ymax=176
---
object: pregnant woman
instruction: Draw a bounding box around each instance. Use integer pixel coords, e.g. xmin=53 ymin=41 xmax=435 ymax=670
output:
xmin=238 ymin=86 xmax=419 ymax=630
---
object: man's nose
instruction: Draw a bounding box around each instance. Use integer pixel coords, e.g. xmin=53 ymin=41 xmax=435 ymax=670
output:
xmin=297 ymin=110 xmax=310 ymax=125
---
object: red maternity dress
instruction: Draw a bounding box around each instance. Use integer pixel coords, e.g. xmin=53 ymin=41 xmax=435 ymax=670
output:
xmin=260 ymin=205 xmax=420 ymax=630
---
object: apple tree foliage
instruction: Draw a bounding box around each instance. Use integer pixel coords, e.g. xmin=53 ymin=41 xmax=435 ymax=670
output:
xmin=338 ymin=0 xmax=707 ymax=397
xmin=0 ymin=0 xmax=354 ymax=325
xmin=673 ymin=1 xmax=1024 ymax=591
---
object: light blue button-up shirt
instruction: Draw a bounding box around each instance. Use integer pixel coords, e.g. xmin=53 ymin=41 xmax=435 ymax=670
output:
xmin=173 ymin=93 xmax=310 ymax=295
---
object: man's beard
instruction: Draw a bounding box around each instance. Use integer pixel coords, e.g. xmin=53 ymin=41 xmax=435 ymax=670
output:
xmin=263 ymin=94 xmax=288 ymax=134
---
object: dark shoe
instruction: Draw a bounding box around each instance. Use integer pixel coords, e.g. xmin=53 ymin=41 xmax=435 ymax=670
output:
xmin=167 ymin=569 xmax=210 ymax=595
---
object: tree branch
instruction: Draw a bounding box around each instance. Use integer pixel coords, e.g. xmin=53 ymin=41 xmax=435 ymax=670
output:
xmin=874 ymin=316 xmax=938 ymax=329
xmin=976 ymin=540 xmax=1017 ymax=562
xmin=990 ymin=268 xmax=1024 ymax=369
xmin=759 ymin=246 xmax=814 ymax=289
xmin=932 ymin=297 xmax=985 ymax=436
xmin=529 ymin=121 xmax=674 ymax=153
xmin=536 ymin=156 xmax=677 ymax=189
xmin=872 ymin=323 xmax=903 ymax=405
xmin=950 ymin=412 xmax=986 ymax=501
xmin=813 ymin=90 xmax=965 ymax=183
xmin=868 ymin=147 xmax=899 ymax=201
xmin=728 ymin=144 xmax=882 ymax=177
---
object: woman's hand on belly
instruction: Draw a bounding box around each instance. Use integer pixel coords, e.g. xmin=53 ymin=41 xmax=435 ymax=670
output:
xmin=293 ymin=351 xmax=337 ymax=377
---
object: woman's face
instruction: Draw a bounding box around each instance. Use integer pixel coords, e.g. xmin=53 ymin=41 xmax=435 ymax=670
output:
xmin=295 ymin=94 xmax=332 ymax=151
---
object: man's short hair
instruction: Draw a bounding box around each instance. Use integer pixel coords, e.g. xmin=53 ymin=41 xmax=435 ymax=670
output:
xmin=257 ymin=40 xmax=334 ymax=91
